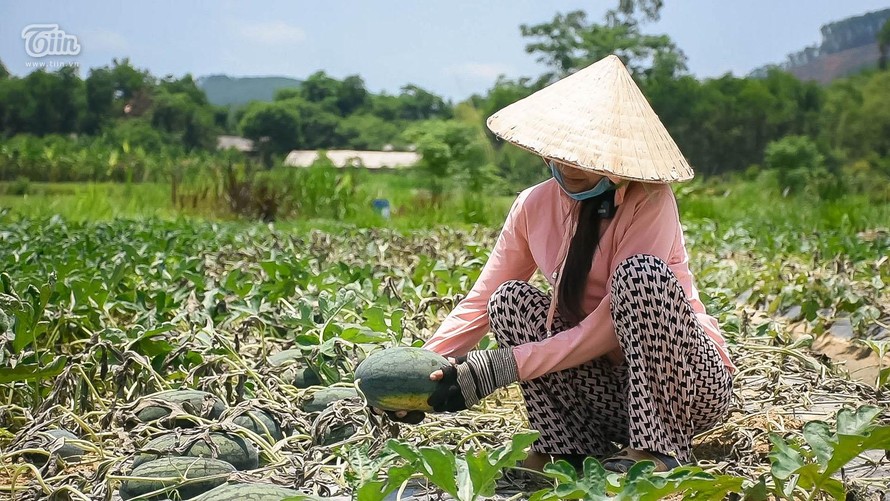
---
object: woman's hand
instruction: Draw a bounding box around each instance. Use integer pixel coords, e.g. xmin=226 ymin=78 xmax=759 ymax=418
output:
xmin=429 ymin=356 xmax=458 ymax=381
xmin=374 ymin=408 xmax=426 ymax=424
xmin=427 ymin=348 xmax=520 ymax=412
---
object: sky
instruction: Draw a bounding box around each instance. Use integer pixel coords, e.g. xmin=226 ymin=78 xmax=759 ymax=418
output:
xmin=2 ymin=1 xmax=889 ymax=101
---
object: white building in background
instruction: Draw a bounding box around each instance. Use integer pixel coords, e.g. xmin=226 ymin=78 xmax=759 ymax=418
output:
xmin=216 ymin=135 xmax=256 ymax=152
xmin=283 ymin=150 xmax=420 ymax=169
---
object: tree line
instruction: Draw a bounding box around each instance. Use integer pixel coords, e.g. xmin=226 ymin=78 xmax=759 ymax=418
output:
xmin=0 ymin=58 xmax=452 ymax=155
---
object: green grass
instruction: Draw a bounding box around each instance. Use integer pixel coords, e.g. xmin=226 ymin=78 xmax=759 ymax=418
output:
xmin=677 ymin=179 xmax=890 ymax=260
xmin=0 ymin=182 xmax=178 ymax=221
xmin=2 ymin=173 xmax=888 ymax=241
xmin=678 ymin=178 xmax=890 ymax=232
xmin=361 ymin=169 xmax=428 ymax=203
xmin=0 ymin=173 xmax=516 ymax=228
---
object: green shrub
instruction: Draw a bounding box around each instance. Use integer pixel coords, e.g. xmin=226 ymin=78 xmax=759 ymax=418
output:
xmin=217 ymin=158 xmax=367 ymax=222
xmin=764 ymin=135 xmax=844 ymax=199
xmin=100 ymin=118 xmax=177 ymax=154
xmin=842 ymin=157 xmax=890 ymax=203
xmin=9 ymin=176 xmax=30 ymax=195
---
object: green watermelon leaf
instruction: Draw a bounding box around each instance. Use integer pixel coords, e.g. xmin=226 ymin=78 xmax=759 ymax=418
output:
xmin=802 ymin=421 xmax=835 ymax=467
xmin=541 ymin=459 xmax=578 ymax=483
xmin=823 ymin=427 xmax=890 ymax=477
xmin=528 ymin=489 xmax=561 ymax=501
xmin=417 ymin=446 xmax=458 ymax=498
xmin=541 ymin=457 xmax=609 ymax=500
xmin=386 ymin=440 xmax=423 ymax=466
xmin=616 ymin=465 xmax=719 ymax=501
xmin=0 ymin=355 xmax=67 ymax=383
xmin=467 ymin=431 xmax=540 ymax=498
xmin=383 ymin=432 xmax=539 ymax=501
xmin=739 ymin=475 xmax=769 ymax=501
xmin=339 ymin=326 xmax=389 ymax=344
xmin=879 ymin=367 xmax=890 ymax=389
xmin=362 ymin=306 xmax=387 ymax=332
xmin=680 ymin=474 xmax=748 ymax=501
xmin=768 ymin=434 xmax=805 ymax=480
xmin=836 ymin=405 xmax=881 ymax=436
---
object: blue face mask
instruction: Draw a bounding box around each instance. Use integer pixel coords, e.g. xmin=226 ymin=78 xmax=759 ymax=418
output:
xmin=549 ymin=161 xmax=616 ymax=201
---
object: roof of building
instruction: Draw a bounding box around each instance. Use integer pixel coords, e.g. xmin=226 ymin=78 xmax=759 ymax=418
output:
xmin=283 ymin=150 xmax=420 ymax=169
xmin=216 ymin=135 xmax=256 ymax=152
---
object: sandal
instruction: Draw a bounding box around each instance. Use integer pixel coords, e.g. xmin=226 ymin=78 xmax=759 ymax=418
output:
xmin=500 ymin=467 xmax=551 ymax=488
xmin=602 ymin=447 xmax=681 ymax=473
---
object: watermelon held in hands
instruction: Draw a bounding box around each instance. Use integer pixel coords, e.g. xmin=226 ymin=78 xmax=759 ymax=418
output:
xmin=354 ymin=347 xmax=448 ymax=412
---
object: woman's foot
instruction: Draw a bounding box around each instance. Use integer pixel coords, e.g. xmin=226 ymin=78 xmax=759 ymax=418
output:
xmin=521 ymin=451 xmax=553 ymax=472
xmin=522 ymin=451 xmax=588 ymax=471
xmin=602 ymin=447 xmax=681 ymax=473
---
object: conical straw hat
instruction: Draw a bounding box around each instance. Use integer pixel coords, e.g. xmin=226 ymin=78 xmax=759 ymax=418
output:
xmin=486 ymin=55 xmax=693 ymax=183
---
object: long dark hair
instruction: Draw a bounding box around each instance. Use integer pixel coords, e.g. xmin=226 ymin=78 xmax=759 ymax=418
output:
xmin=557 ymin=196 xmax=604 ymax=326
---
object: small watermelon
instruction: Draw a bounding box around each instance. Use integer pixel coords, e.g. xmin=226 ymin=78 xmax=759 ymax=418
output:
xmin=232 ymin=409 xmax=283 ymax=442
xmin=300 ymin=387 xmax=359 ymax=413
xmin=354 ymin=347 xmax=447 ymax=412
xmin=134 ymin=390 xmax=226 ymax=426
xmin=119 ymin=456 xmax=234 ymax=500
xmin=268 ymin=349 xmax=323 ymax=388
xmin=133 ymin=432 xmax=258 ymax=471
xmin=21 ymin=429 xmax=86 ymax=465
xmin=190 ymin=483 xmax=320 ymax=500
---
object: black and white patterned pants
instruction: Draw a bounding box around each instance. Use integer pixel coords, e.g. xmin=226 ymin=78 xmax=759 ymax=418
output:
xmin=488 ymin=254 xmax=732 ymax=462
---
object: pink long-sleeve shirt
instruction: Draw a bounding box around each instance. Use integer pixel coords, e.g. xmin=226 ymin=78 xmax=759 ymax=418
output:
xmin=423 ymin=179 xmax=736 ymax=381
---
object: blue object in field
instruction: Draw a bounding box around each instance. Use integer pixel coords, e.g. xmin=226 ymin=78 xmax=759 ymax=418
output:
xmin=372 ymin=198 xmax=391 ymax=219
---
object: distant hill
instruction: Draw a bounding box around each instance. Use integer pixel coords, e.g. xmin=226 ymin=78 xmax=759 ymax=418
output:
xmin=751 ymin=8 xmax=890 ymax=83
xmin=197 ymin=75 xmax=301 ymax=107
xmin=787 ymin=43 xmax=881 ymax=83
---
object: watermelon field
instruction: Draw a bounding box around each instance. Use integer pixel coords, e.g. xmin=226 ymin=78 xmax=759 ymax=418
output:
xmin=0 ymin=180 xmax=889 ymax=500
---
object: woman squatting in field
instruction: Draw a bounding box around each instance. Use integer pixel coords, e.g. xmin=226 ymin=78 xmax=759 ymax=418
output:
xmin=388 ymin=55 xmax=737 ymax=473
